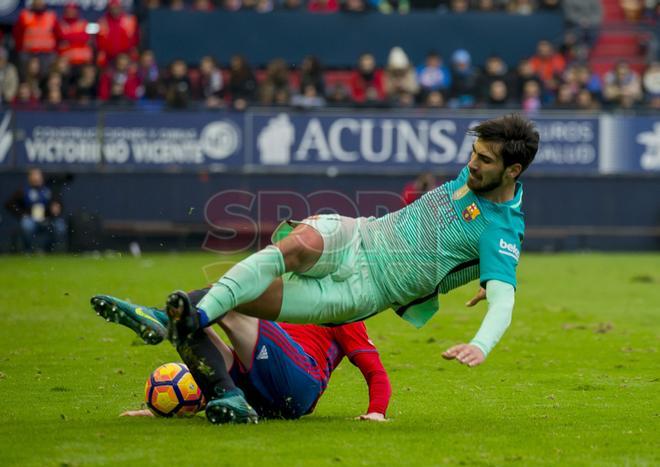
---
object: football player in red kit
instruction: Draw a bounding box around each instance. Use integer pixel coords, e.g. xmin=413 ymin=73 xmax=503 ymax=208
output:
xmin=92 ymin=288 xmax=391 ymax=424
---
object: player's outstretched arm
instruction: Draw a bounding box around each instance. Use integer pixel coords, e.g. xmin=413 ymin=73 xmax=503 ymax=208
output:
xmin=351 ymin=352 xmax=392 ymax=421
xmin=442 ymin=280 xmax=514 ymax=367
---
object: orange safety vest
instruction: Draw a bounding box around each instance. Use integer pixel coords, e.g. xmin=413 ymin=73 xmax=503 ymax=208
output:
xmin=57 ymin=19 xmax=92 ymax=65
xmin=21 ymin=10 xmax=57 ymax=53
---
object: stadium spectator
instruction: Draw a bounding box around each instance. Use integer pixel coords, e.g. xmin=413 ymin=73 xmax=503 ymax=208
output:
xmin=521 ymin=79 xmax=542 ymax=112
xmin=255 ymin=0 xmax=275 ymax=12
xmin=12 ymin=82 xmax=40 ymax=109
xmin=71 ymin=64 xmax=98 ymax=104
xmin=222 ymin=0 xmax=243 ymax=10
xmin=350 ymin=53 xmax=385 ymax=104
xmin=574 ymin=63 xmax=602 ymax=100
xmin=259 ymin=58 xmax=291 ymax=105
xmin=449 ymin=0 xmax=469 ymax=13
xmin=478 ymin=55 xmax=515 ymax=103
xmin=42 ymin=71 xmax=65 ymax=102
xmin=506 ymin=0 xmax=534 ymax=15
xmin=164 ymin=59 xmax=192 ymax=108
xmin=474 ymin=0 xmax=501 ymax=12
xmin=538 ymin=0 xmax=560 ymax=10
xmin=24 ymin=56 xmax=43 ymax=100
xmin=299 ymin=55 xmax=325 ymax=96
xmin=4 ymin=168 xmax=67 ymax=252
xmin=197 ymin=56 xmax=224 ymax=107
xmin=416 ymin=51 xmax=451 ymax=100
xmin=553 ymin=83 xmax=577 ymax=110
xmin=603 ymin=61 xmax=643 ymax=108
xmin=45 ymin=86 xmax=66 ymax=109
xmin=449 ymin=48 xmax=480 ymax=108
xmin=98 ymin=53 xmax=140 ymax=103
xmin=170 ymin=0 xmax=187 ymax=10
xmin=281 ymin=0 xmax=303 ymax=10
xmin=563 ymin=0 xmax=602 ymax=45
xmin=559 ymin=30 xmax=590 ymax=64
xmin=12 ymin=0 xmax=58 ymax=76
xmin=369 ymin=0 xmax=410 ymax=14
xmin=55 ymin=3 xmax=92 ymax=68
xmin=512 ymin=58 xmax=541 ymax=102
xmin=136 ymin=50 xmax=161 ymax=100
xmin=401 ymin=172 xmax=436 ymax=205
xmin=383 ymin=47 xmax=418 ymax=106
xmin=0 ymin=47 xmax=19 ymax=104
xmin=576 ymin=89 xmax=600 ymax=111
xmin=528 ymin=40 xmax=566 ymax=92
xmin=326 ymin=83 xmax=351 ymax=106
xmin=483 ymin=79 xmax=514 ymax=108
xmin=291 ymin=83 xmax=326 ymax=108
xmin=49 ymin=56 xmax=73 ymax=94
xmin=193 ymin=0 xmax=216 ymax=10
xmin=342 ymin=0 xmax=368 ymax=13
xmin=96 ymin=0 xmax=139 ymax=68
xmin=642 ymin=62 xmax=660 ymax=106
xmin=307 ymin=0 xmax=339 ymax=13
xmin=423 ymin=90 xmax=445 ymax=108
xmin=620 ymin=0 xmax=644 ymax=22
xmin=227 ymin=55 xmax=257 ymax=109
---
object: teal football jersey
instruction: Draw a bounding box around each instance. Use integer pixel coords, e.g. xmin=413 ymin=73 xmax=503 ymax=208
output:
xmin=359 ymin=166 xmax=525 ymax=328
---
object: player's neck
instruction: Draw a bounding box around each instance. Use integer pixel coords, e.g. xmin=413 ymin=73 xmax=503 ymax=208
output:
xmin=478 ymin=181 xmax=516 ymax=204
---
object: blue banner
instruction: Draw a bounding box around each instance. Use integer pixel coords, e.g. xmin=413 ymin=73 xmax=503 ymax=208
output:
xmin=13 ymin=110 xmax=101 ymax=168
xmin=248 ymin=112 xmax=599 ymax=173
xmin=4 ymin=109 xmax=658 ymax=174
xmin=102 ymin=112 xmax=244 ymax=168
xmin=0 ymin=111 xmax=12 ymax=167
xmin=600 ymin=115 xmax=660 ymax=173
xmin=12 ymin=110 xmax=244 ymax=169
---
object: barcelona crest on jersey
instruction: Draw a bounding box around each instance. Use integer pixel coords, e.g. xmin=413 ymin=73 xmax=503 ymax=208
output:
xmin=462 ymin=203 xmax=481 ymax=222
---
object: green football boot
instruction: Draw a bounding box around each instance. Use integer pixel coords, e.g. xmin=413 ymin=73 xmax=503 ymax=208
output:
xmin=90 ymin=295 xmax=168 ymax=345
xmin=205 ymin=388 xmax=259 ymax=425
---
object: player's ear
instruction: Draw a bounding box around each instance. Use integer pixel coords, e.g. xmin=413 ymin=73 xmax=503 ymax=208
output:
xmin=506 ymin=163 xmax=522 ymax=180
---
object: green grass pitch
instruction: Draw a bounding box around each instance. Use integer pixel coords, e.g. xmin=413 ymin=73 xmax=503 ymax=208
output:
xmin=1 ymin=252 xmax=658 ymax=466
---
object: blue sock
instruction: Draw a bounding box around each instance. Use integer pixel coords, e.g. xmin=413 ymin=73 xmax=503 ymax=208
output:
xmin=197 ymin=308 xmax=210 ymax=327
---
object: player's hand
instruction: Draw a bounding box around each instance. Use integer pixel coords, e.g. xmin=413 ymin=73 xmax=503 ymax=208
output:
xmin=465 ymin=287 xmax=486 ymax=307
xmin=120 ymin=409 xmax=154 ymax=417
xmin=442 ymin=343 xmax=485 ymax=367
xmin=356 ymin=412 xmax=388 ymax=422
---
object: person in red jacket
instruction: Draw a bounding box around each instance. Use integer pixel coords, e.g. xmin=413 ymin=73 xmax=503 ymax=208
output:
xmin=350 ymin=53 xmax=385 ymax=104
xmin=528 ymin=40 xmax=566 ymax=93
xmin=12 ymin=0 xmax=58 ymax=75
xmin=308 ymin=0 xmax=339 ymax=13
xmin=92 ymin=288 xmax=392 ymax=424
xmin=96 ymin=0 xmax=139 ymax=68
xmin=55 ymin=3 xmax=92 ymax=67
xmin=97 ymin=52 xmax=139 ymax=101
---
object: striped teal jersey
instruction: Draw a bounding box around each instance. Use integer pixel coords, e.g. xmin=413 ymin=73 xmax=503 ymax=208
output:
xmin=359 ymin=166 xmax=525 ymax=328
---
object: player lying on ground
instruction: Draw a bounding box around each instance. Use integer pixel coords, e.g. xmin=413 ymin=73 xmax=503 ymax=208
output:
xmin=91 ymin=288 xmax=391 ymax=424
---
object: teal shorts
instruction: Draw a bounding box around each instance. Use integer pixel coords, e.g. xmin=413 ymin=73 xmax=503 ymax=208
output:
xmin=272 ymin=214 xmax=387 ymax=325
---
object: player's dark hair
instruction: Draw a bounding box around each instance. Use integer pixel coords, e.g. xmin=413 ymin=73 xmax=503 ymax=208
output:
xmin=468 ymin=114 xmax=539 ymax=176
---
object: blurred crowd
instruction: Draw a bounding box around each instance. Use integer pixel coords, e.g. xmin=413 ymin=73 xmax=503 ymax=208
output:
xmin=0 ymin=0 xmax=659 ymax=111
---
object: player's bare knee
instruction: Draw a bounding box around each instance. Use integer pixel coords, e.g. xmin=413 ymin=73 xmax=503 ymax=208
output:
xmin=276 ymin=225 xmax=323 ymax=272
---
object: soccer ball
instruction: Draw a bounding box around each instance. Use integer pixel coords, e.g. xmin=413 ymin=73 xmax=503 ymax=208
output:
xmin=144 ymin=363 xmax=205 ymax=417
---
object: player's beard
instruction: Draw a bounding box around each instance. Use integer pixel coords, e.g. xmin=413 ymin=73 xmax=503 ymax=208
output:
xmin=467 ymin=168 xmax=505 ymax=194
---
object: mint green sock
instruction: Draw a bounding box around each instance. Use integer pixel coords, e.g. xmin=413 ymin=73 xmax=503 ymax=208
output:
xmin=197 ymin=246 xmax=286 ymax=322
